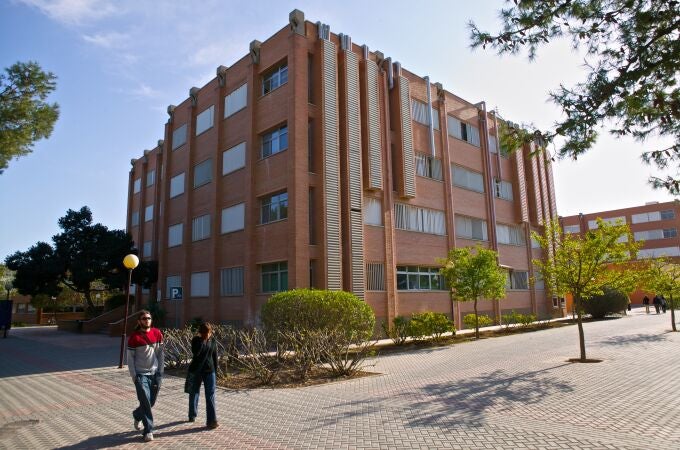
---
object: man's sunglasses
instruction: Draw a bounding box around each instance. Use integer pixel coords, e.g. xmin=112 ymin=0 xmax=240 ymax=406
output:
xmin=140 ymin=317 xmax=152 ymax=321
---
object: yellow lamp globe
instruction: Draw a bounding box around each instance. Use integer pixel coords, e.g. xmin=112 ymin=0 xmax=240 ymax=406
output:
xmin=123 ymin=254 xmax=140 ymax=270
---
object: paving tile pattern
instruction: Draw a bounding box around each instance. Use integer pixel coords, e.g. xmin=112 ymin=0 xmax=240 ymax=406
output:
xmin=0 ymin=308 xmax=678 ymax=449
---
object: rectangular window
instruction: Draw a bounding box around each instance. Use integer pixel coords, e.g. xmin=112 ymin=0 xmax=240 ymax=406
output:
xmin=411 ymin=100 xmax=439 ymax=130
xmin=133 ymin=178 xmax=141 ymax=194
xmin=220 ymin=267 xmax=244 ymax=296
xmin=195 ymin=105 xmax=214 ymax=136
xmin=261 ymin=125 xmax=288 ymax=158
xmin=170 ymin=172 xmax=185 ymax=198
xmin=193 ymin=159 xmax=213 ymax=188
xmin=366 ymin=263 xmax=385 ymax=291
xmin=146 ymin=170 xmax=155 ymax=187
xmin=165 ymin=275 xmax=181 ymax=299
xmin=634 ymin=228 xmax=678 ymax=241
xmin=488 ymin=135 xmax=498 ymax=153
xmin=262 ymin=63 xmax=288 ymax=95
xmin=225 ymin=84 xmax=247 ymax=118
xmin=506 ymin=270 xmax=529 ymax=290
xmin=661 ymin=209 xmax=675 ymax=220
xmin=496 ymin=223 xmax=526 ymax=246
xmin=588 ymin=216 xmax=626 ymax=229
xmin=221 ymin=203 xmax=245 ymax=234
xmin=172 ymin=124 xmax=187 ymax=150
xmin=637 ymin=246 xmax=680 ymax=259
xmin=531 ymin=236 xmax=541 ymax=248
xmin=394 ymin=203 xmax=446 ymax=235
xmin=455 ymin=215 xmax=488 ymax=241
xmin=396 ymin=266 xmax=445 ymax=291
xmin=494 ymin=179 xmax=513 ymax=201
xmin=168 ymin=223 xmax=183 ymax=247
xmin=415 ymin=153 xmax=443 ymax=180
xmin=131 ymin=212 xmax=140 ymax=227
xmin=222 ymin=142 xmax=245 ymax=175
xmin=192 ymin=214 xmax=211 ymax=241
xmin=261 ymin=261 xmax=288 ymax=293
xmin=143 ymin=241 xmax=152 ymax=257
xmin=563 ymin=224 xmax=581 ymax=234
xmin=190 ymin=272 xmax=209 ymax=297
xmin=452 ymin=165 xmax=485 ymax=193
xmin=447 ymin=115 xmax=480 ymax=146
xmin=309 ymin=188 xmax=316 ymax=244
xmin=144 ymin=204 xmax=154 ymax=222
xmin=665 ymin=228 xmax=678 ymax=238
xmin=533 ymin=271 xmax=545 ymax=290
xmin=364 ymin=197 xmax=383 ymax=226
xmin=261 ymin=191 xmax=288 ymax=224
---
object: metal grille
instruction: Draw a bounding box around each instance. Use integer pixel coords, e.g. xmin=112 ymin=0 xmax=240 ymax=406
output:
xmin=366 ymin=61 xmax=382 ymax=190
xmin=365 ymin=263 xmax=385 ymax=291
xmin=399 ymin=76 xmax=415 ymax=198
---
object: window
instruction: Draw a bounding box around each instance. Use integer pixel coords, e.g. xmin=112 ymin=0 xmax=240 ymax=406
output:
xmin=665 ymin=228 xmax=678 ymax=238
xmin=262 ymin=63 xmax=288 ymax=95
xmin=531 ymin=236 xmax=541 ymax=248
xmin=261 ymin=192 xmax=288 ymax=224
xmin=637 ymin=246 xmax=680 ymax=258
xmin=366 ymin=263 xmax=385 ymax=291
xmin=632 ymin=211 xmax=661 ymax=224
xmin=661 ymin=209 xmax=675 ymax=220
xmin=497 ymin=223 xmax=526 ymax=246
xmin=192 ymin=214 xmax=211 ymax=241
xmin=261 ymin=262 xmax=288 ymax=293
xmin=563 ymin=224 xmax=581 ymax=234
xmin=225 ymin=84 xmax=247 ymax=118
xmin=144 ymin=204 xmax=154 ymax=222
xmin=193 ymin=159 xmax=213 ymax=188
xmin=165 ymin=275 xmax=181 ymax=299
xmin=261 ymin=125 xmax=288 ymax=158
xmin=131 ymin=212 xmax=140 ymax=227
xmin=452 ymin=165 xmax=484 ymax=193
xmin=455 ymin=215 xmax=488 ymax=241
xmin=447 ymin=115 xmax=480 ymax=146
xmin=588 ymin=216 xmax=626 ymax=229
xmin=634 ymin=228 xmax=678 ymax=241
xmin=222 ymin=142 xmax=245 ymax=175
xmin=415 ymin=153 xmax=443 ymax=180
xmin=488 ymin=135 xmax=498 ymax=153
xmin=533 ymin=271 xmax=545 ymax=290
xmin=168 ymin=223 xmax=183 ymax=247
xmin=411 ymin=100 xmax=439 ymax=129
xmin=494 ymin=179 xmax=513 ymax=201
xmin=364 ymin=197 xmax=382 ymax=226
xmin=195 ymin=105 xmax=214 ymax=135
xmin=133 ymin=178 xmax=141 ymax=194
xmin=190 ymin=272 xmax=210 ymax=297
xmin=221 ymin=203 xmax=245 ymax=234
xmin=506 ymin=270 xmax=529 ymax=290
xmin=146 ymin=170 xmax=155 ymax=187
xmin=172 ymin=124 xmax=187 ymax=150
xmin=170 ymin=173 xmax=185 ymax=198
xmin=143 ymin=241 xmax=152 ymax=257
xmin=220 ymin=267 xmax=244 ymax=296
xmin=394 ymin=203 xmax=446 ymax=235
xmin=396 ymin=266 xmax=445 ymax=291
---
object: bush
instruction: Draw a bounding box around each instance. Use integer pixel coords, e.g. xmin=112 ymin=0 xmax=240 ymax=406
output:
xmin=382 ymin=316 xmax=410 ymax=345
xmin=409 ymin=312 xmax=455 ymax=342
xmin=463 ymin=313 xmax=493 ymax=330
xmin=262 ymin=289 xmax=375 ymax=342
xmin=105 ymin=293 xmax=134 ymax=311
xmin=582 ymin=288 xmax=629 ymax=319
xmin=501 ymin=310 xmax=537 ymax=332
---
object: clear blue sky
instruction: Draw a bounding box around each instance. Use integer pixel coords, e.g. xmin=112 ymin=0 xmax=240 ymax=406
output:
xmin=1 ymin=0 xmax=675 ymax=261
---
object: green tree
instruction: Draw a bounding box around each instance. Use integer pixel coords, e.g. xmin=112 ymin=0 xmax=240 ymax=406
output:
xmin=644 ymin=258 xmax=680 ymax=332
xmin=5 ymin=207 xmax=157 ymax=313
xmin=439 ymin=245 xmax=506 ymax=339
xmin=469 ymin=1 xmax=680 ymax=193
xmin=533 ymin=219 xmax=640 ymax=361
xmin=0 ymin=61 xmax=59 ymax=173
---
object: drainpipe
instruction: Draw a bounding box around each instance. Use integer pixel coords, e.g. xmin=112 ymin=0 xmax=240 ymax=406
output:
xmin=425 ymin=76 xmax=436 ymax=157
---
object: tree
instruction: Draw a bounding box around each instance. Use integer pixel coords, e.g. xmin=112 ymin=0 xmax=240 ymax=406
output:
xmin=439 ymin=245 xmax=507 ymax=339
xmin=533 ymin=219 xmax=640 ymax=361
xmin=0 ymin=61 xmax=59 ymax=173
xmin=644 ymin=258 xmax=680 ymax=332
xmin=5 ymin=207 xmax=157 ymax=313
xmin=469 ymin=1 xmax=680 ymax=193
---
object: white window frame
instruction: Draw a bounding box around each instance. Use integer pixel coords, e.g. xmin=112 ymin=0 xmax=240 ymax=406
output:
xmin=415 ymin=152 xmax=443 ymax=181
xmin=192 ymin=214 xmax=211 ymax=242
xmin=261 ymin=191 xmax=288 ymax=224
xmin=221 ymin=203 xmax=245 ymax=234
xmin=222 ymin=142 xmax=246 ymax=175
xmin=494 ymin=179 xmax=513 ymax=201
xmin=172 ymin=124 xmax=187 ymax=150
xmin=455 ymin=215 xmax=488 ymax=241
xmin=133 ymin=178 xmax=141 ymax=194
xmin=225 ymin=84 xmax=248 ymax=118
xmin=396 ymin=266 xmax=445 ymax=291
xmin=195 ymin=105 xmax=214 ymax=136
xmin=452 ymin=165 xmax=484 ymax=193
xmin=394 ymin=203 xmax=446 ymax=235
xmin=170 ymin=172 xmax=185 ymax=198
xmin=364 ymin=197 xmax=383 ymax=226
xmin=496 ymin=223 xmax=526 ymax=246
xmin=261 ymin=125 xmax=288 ymax=158
xmin=262 ymin=64 xmax=288 ymax=95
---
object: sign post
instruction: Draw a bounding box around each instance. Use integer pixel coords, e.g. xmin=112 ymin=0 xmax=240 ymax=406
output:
xmin=170 ymin=286 xmax=183 ymax=328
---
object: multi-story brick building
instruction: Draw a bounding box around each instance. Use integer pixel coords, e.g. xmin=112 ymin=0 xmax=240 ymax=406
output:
xmin=126 ymin=10 xmax=560 ymax=329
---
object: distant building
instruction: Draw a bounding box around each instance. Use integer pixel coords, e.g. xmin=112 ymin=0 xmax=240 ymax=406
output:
xmin=126 ymin=10 xmax=560 ymax=329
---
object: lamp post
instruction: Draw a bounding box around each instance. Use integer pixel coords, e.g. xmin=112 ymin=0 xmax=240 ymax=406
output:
xmin=118 ymin=254 xmax=139 ymax=368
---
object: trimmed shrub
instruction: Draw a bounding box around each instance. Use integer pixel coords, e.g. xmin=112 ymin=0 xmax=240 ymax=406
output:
xmin=463 ymin=313 xmax=493 ymax=330
xmin=382 ymin=316 xmax=410 ymax=345
xmin=262 ymin=289 xmax=375 ymax=342
xmin=501 ymin=310 xmax=537 ymax=331
xmin=409 ymin=312 xmax=455 ymax=342
xmin=582 ymin=288 xmax=629 ymax=319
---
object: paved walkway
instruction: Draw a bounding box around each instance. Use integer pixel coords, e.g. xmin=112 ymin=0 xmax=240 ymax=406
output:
xmin=1 ymin=308 xmax=679 ymax=449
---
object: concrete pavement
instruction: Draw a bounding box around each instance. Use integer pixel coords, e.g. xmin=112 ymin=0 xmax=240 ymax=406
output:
xmin=0 ymin=308 xmax=679 ymax=449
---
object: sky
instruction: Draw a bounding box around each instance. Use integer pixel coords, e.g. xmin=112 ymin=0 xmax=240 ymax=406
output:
xmin=1 ymin=0 xmax=676 ymax=261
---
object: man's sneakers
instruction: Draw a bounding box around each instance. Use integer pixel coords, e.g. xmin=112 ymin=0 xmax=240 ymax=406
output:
xmin=207 ymin=421 xmax=219 ymax=429
xmin=144 ymin=433 xmax=154 ymax=442
xmin=134 ymin=419 xmax=142 ymax=431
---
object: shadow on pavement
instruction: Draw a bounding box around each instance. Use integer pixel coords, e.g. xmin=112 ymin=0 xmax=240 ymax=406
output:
xmin=596 ymin=333 xmax=669 ymax=347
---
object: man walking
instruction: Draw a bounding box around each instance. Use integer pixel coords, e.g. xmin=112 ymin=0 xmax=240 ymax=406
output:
xmin=653 ymin=295 xmax=661 ymax=314
xmin=127 ymin=310 xmax=164 ymax=442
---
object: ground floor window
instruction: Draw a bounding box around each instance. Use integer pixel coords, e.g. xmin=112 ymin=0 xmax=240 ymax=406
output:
xmin=396 ymin=266 xmax=444 ymax=291
xmin=261 ymin=261 xmax=288 ymax=293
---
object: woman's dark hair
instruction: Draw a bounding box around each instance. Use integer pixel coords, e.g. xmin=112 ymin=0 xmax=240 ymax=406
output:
xmin=198 ymin=322 xmax=212 ymax=341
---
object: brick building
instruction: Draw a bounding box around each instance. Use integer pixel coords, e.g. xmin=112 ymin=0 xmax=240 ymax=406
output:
xmin=126 ymin=10 xmax=560 ymax=329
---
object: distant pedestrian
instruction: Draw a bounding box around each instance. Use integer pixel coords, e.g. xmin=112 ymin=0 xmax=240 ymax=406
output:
xmin=661 ymin=295 xmax=667 ymax=314
xmin=653 ymin=295 xmax=661 ymax=314
xmin=627 ymin=297 xmax=632 ymax=313
xmin=643 ymin=296 xmax=650 ymax=314
xmin=186 ymin=322 xmax=219 ymax=429
xmin=128 ymin=310 xmax=164 ymax=442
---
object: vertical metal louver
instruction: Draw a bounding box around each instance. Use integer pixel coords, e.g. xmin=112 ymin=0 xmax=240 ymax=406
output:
xmin=530 ymin=154 xmax=543 ymax=225
xmin=365 ymin=60 xmax=382 ymax=190
xmin=515 ymin=149 xmax=529 ymax=223
xmin=321 ymin=39 xmax=342 ymax=291
xmin=545 ymin=153 xmax=558 ymax=222
xmin=398 ymin=76 xmax=416 ymax=198
xmin=537 ymin=146 xmax=551 ymax=227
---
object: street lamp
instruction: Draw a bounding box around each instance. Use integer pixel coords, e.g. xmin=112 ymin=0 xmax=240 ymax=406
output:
xmin=118 ymin=254 xmax=139 ymax=368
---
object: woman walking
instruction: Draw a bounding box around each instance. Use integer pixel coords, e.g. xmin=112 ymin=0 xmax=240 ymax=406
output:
xmin=186 ymin=322 xmax=219 ymax=429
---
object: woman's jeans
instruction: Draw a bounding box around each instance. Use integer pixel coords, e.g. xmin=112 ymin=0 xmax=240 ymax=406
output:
xmin=188 ymin=371 xmax=216 ymax=424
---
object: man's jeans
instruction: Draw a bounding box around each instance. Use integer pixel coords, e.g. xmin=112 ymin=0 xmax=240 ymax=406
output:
xmin=188 ymin=371 xmax=217 ymax=424
xmin=133 ymin=373 xmax=161 ymax=435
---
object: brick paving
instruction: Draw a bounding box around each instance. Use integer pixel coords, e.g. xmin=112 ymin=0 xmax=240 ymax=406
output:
xmin=1 ymin=308 xmax=679 ymax=449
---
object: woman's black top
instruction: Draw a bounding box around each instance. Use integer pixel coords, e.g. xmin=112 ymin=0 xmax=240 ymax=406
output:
xmin=188 ymin=335 xmax=218 ymax=373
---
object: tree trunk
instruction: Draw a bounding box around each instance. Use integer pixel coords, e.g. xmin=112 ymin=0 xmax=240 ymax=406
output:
xmin=576 ymin=296 xmax=587 ymax=361
xmin=474 ymin=298 xmax=479 ymax=340
xmin=83 ymin=291 xmax=96 ymax=316
xmin=671 ymin=295 xmax=677 ymax=332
